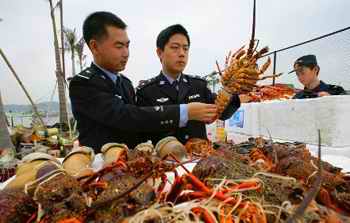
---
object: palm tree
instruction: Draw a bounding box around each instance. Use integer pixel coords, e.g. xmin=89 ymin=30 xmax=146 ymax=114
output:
xmin=75 ymin=37 xmax=86 ymax=72
xmin=47 ymin=0 xmax=68 ymax=125
xmin=59 ymin=0 xmax=66 ymax=79
xmin=0 ymin=90 xmax=14 ymax=149
xmin=64 ymin=28 xmax=78 ymax=76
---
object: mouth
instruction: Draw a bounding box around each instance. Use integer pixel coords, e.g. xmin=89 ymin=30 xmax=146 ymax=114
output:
xmin=177 ymin=61 xmax=186 ymax=66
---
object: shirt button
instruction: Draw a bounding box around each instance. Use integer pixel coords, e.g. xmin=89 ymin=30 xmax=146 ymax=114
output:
xmin=185 ymin=135 xmax=189 ymax=139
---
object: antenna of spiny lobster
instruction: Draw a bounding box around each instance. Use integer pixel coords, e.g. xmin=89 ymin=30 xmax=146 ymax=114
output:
xmin=247 ymin=0 xmax=256 ymax=58
xmin=286 ymin=130 xmax=323 ymax=223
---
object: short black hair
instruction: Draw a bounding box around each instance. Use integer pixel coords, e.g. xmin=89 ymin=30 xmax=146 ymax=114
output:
xmin=83 ymin=11 xmax=127 ymax=47
xmin=156 ymin=24 xmax=190 ymax=50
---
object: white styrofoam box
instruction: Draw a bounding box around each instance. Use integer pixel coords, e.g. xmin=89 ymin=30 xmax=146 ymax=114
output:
xmin=225 ymin=103 xmax=260 ymax=138
xmin=226 ymin=95 xmax=350 ymax=147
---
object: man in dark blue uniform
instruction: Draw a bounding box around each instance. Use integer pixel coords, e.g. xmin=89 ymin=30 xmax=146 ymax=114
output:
xmin=136 ymin=24 xmax=244 ymax=145
xmin=289 ymin=55 xmax=346 ymax=99
xmin=69 ymin=12 xmax=218 ymax=152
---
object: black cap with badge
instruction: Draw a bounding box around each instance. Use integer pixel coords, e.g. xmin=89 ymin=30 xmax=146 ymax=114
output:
xmin=288 ymin=54 xmax=318 ymax=74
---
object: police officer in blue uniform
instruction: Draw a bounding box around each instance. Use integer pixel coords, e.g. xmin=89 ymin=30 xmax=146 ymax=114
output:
xmin=136 ymin=24 xmax=242 ymax=145
xmin=69 ymin=12 xmax=218 ymax=152
xmin=289 ymin=55 xmax=346 ymax=99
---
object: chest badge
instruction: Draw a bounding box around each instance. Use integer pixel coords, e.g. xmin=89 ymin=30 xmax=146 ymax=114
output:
xmin=188 ymin=94 xmax=200 ymax=100
xmin=156 ymin=97 xmax=169 ymax=103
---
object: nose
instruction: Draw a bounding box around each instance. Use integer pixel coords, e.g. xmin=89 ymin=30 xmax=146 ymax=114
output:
xmin=179 ymin=48 xmax=186 ymax=57
xmin=122 ymin=46 xmax=129 ymax=58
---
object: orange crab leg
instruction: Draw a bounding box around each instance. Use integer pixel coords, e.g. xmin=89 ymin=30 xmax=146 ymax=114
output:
xmin=184 ymin=173 xmax=211 ymax=193
xmin=220 ymin=207 xmax=234 ymax=223
xmin=192 ymin=207 xmax=216 ymax=223
xmin=223 ymin=181 xmax=260 ymax=193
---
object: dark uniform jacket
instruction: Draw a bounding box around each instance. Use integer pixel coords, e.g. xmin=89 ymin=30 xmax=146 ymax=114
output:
xmin=69 ymin=64 xmax=181 ymax=152
xmin=293 ymin=80 xmax=346 ymax=99
xmin=136 ymin=72 xmax=241 ymax=145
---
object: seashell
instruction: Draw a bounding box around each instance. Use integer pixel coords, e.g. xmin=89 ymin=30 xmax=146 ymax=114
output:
xmin=6 ymin=153 xmax=60 ymax=189
xmin=62 ymin=146 xmax=95 ymax=178
xmin=155 ymin=136 xmax=186 ymax=160
xmin=21 ymin=152 xmax=59 ymax=164
xmin=101 ymin=143 xmax=128 ymax=165
xmin=134 ymin=140 xmax=154 ymax=153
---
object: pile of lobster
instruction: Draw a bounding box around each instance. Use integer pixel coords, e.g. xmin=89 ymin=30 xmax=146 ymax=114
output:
xmin=1 ymin=136 xmax=349 ymax=223
xmin=247 ymin=84 xmax=295 ymax=102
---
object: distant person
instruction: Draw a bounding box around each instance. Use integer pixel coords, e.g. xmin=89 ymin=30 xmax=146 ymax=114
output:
xmin=289 ymin=55 xmax=346 ymax=99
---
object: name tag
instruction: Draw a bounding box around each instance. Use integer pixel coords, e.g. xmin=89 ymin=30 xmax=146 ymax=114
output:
xmin=156 ymin=97 xmax=169 ymax=103
xmin=188 ymin=94 xmax=200 ymax=100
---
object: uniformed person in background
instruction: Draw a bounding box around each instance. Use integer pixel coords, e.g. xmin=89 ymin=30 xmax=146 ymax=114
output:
xmin=290 ymin=54 xmax=346 ymax=99
xmin=136 ymin=24 xmax=246 ymax=145
xmin=69 ymin=12 xmax=218 ymax=152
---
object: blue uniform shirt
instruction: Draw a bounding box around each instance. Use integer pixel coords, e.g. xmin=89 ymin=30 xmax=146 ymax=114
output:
xmin=162 ymin=71 xmax=188 ymax=128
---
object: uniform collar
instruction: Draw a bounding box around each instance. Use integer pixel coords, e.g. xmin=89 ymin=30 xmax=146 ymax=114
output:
xmin=159 ymin=71 xmax=188 ymax=85
xmin=161 ymin=70 xmax=181 ymax=85
xmin=93 ymin=62 xmax=120 ymax=84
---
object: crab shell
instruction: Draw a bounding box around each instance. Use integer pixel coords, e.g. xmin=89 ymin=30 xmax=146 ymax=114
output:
xmin=101 ymin=143 xmax=129 ymax=165
xmin=62 ymin=146 xmax=95 ymax=179
xmin=6 ymin=152 xmax=60 ymax=189
xmin=155 ymin=136 xmax=186 ymax=160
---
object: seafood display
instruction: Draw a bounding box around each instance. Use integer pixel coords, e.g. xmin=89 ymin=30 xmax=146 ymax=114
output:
xmin=1 ymin=136 xmax=349 ymax=222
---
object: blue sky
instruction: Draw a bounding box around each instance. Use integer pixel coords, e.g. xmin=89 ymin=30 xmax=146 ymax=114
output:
xmin=0 ymin=0 xmax=349 ymax=104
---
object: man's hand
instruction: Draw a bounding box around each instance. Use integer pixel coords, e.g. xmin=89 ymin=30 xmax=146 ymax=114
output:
xmin=188 ymin=102 xmax=217 ymax=123
xmin=317 ymin=91 xmax=331 ymax=97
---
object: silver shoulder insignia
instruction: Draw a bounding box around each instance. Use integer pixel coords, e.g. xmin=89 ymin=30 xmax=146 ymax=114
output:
xmin=76 ymin=74 xmax=90 ymax=80
xmin=156 ymin=97 xmax=169 ymax=103
xmin=188 ymin=94 xmax=200 ymax=100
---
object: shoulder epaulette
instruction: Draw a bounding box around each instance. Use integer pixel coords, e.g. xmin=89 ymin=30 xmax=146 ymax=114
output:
xmin=185 ymin=74 xmax=207 ymax=82
xmin=136 ymin=77 xmax=158 ymax=90
xmin=75 ymin=68 xmax=94 ymax=80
